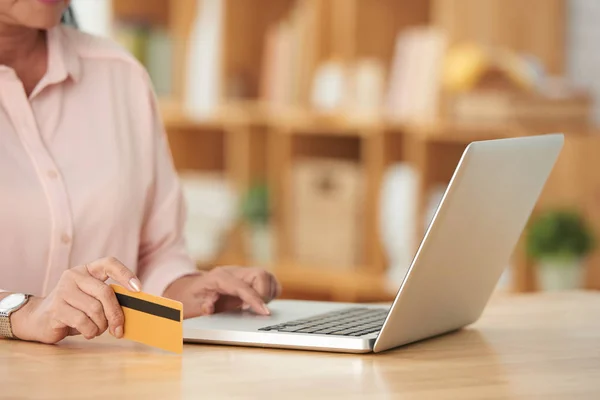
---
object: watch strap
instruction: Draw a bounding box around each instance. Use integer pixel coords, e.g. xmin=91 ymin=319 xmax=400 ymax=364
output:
xmin=0 ymin=311 xmax=14 ymax=339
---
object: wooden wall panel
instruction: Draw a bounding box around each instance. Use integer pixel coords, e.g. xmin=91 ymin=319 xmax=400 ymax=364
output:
xmin=355 ymin=0 xmax=430 ymax=67
xmin=431 ymin=0 xmax=565 ymax=74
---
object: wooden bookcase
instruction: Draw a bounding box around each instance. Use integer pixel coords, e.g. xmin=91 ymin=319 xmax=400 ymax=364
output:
xmin=108 ymin=0 xmax=597 ymax=301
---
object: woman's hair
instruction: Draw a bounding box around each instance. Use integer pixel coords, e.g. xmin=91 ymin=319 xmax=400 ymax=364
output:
xmin=60 ymin=5 xmax=78 ymax=28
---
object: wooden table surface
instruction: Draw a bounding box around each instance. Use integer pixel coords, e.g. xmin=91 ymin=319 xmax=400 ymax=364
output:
xmin=2 ymin=291 xmax=600 ymax=399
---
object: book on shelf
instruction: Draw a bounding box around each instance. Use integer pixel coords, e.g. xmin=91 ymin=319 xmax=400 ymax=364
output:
xmin=259 ymin=0 xmax=316 ymax=110
xmin=289 ymin=0 xmax=318 ymax=106
xmin=184 ymin=0 xmax=224 ymax=119
xmin=386 ymin=27 xmax=447 ymax=123
xmin=260 ymin=21 xmax=294 ymax=107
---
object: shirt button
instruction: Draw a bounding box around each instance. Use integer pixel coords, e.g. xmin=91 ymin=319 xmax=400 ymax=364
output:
xmin=61 ymin=233 xmax=71 ymax=245
xmin=47 ymin=170 xmax=58 ymax=179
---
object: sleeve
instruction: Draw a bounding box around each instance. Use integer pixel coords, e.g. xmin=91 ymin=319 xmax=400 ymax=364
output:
xmin=135 ymin=80 xmax=198 ymax=296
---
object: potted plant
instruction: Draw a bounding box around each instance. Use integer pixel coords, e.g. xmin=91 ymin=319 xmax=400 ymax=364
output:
xmin=240 ymin=182 xmax=273 ymax=266
xmin=526 ymin=209 xmax=594 ymax=291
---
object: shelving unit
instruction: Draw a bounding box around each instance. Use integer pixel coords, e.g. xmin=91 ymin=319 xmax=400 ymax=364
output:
xmin=268 ymin=117 xmax=386 ymax=272
xmin=109 ymin=0 xmax=600 ymax=301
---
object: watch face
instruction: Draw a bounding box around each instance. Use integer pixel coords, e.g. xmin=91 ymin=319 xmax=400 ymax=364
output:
xmin=0 ymin=294 xmax=27 ymax=312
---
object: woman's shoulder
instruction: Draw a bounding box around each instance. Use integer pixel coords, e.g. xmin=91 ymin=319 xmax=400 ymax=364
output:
xmin=58 ymin=25 xmax=148 ymax=78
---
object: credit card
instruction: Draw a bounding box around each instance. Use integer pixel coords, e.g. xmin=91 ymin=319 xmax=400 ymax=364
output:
xmin=111 ymin=284 xmax=183 ymax=354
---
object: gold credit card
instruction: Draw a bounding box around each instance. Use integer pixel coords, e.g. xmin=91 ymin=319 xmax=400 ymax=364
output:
xmin=111 ymin=284 xmax=183 ymax=354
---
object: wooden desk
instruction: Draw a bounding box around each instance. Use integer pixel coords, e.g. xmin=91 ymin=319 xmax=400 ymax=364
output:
xmin=2 ymin=292 xmax=600 ymax=399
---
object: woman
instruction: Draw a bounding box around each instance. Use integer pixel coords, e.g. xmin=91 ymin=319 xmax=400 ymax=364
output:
xmin=0 ymin=0 xmax=280 ymax=344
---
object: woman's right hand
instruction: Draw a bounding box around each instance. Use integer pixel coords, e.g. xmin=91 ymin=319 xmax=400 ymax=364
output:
xmin=11 ymin=257 xmax=141 ymax=344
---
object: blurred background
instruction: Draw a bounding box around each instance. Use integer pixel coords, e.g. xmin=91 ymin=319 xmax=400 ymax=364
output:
xmin=70 ymin=0 xmax=600 ymax=302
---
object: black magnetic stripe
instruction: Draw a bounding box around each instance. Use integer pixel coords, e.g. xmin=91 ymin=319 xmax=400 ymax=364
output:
xmin=115 ymin=293 xmax=181 ymax=322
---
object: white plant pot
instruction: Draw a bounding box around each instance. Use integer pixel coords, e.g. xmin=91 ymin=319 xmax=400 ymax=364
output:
xmin=537 ymin=259 xmax=584 ymax=291
xmin=245 ymin=224 xmax=273 ymax=268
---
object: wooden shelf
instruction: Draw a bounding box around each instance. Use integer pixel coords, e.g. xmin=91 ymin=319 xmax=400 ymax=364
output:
xmin=117 ymin=0 xmax=595 ymax=299
xmin=389 ymin=119 xmax=597 ymax=143
xmin=164 ymin=100 xmax=580 ymax=142
xmin=160 ymin=99 xmax=251 ymax=130
xmin=161 ymin=99 xmax=384 ymax=134
xmin=387 ymin=120 xmax=522 ymax=140
xmin=272 ymin=114 xmax=384 ymax=136
xmin=160 ymin=100 xmax=223 ymax=131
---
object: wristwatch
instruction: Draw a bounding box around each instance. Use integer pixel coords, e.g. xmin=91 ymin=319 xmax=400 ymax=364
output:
xmin=0 ymin=293 xmax=30 ymax=339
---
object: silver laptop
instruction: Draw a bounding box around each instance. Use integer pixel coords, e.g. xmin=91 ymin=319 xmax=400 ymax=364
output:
xmin=184 ymin=134 xmax=564 ymax=353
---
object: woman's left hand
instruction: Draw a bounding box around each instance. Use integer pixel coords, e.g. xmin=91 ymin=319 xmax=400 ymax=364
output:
xmin=163 ymin=267 xmax=282 ymax=319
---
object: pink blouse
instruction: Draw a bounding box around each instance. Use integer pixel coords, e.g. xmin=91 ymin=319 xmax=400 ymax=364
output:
xmin=0 ymin=26 xmax=196 ymax=297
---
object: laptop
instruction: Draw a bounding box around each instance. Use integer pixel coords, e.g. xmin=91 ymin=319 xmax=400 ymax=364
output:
xmin=183 ymin=134 xmax=564 ymax=353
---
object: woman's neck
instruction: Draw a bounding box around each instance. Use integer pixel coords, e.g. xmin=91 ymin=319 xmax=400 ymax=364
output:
xmin=0 ymin=23 xmax=47 ymax=96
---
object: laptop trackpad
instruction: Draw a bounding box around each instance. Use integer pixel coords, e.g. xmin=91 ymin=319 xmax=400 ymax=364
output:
xmin=183 ymin=300 xmax=366 ymax=332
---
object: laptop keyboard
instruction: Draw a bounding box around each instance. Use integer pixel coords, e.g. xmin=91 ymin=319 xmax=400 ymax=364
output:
xmin=258 ymin=307 xmax=388 ymax=337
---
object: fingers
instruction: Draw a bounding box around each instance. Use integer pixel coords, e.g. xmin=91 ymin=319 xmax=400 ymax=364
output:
xmin=35 ymin=258 xmax=137 ymax=344
xmin=214 ymin=295 xmax=243 ymax=314
xmin=76 ymin=275 xmax=125 ymax=338
xmin=57 ymin=301 xmax=99 ymax=340
xmin=62 ymin=288 xmax=108 ymax=335
xmin=68 ymin=327 xmax=81 ymax=336
xmin=211 ymin=269 xmax=270 ymax=315
xmin=184 ymin=297 xmax=217 ymax=319
xmin=250 ymin=270 xmax=272 ymax=302
xmin=248 ymin=269 xmax=281 ymax=303
xmin=85 ymin=257 xmax=141 ymax=292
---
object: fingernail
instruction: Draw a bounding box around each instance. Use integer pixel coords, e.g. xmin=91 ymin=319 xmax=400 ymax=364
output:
xmin=242 ymin=303 xmax=250 ymax=311
xmin=128 ymin=278 xmax=142 ymax=292
xmin=262 ymin=304 xmax=271 ymax=315
xmin=115 ymin=325 xmax=123 ymax=339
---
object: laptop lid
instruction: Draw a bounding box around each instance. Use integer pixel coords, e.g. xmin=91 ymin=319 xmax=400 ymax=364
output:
xmin=374 ymin=134 xmax=564 ymax=353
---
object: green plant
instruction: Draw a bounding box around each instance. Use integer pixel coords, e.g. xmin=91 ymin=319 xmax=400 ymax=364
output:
xmin=526 ymin=209 xmax=594 ymax=262
xmin=240 ymin=182 xmax=270 ymax=227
